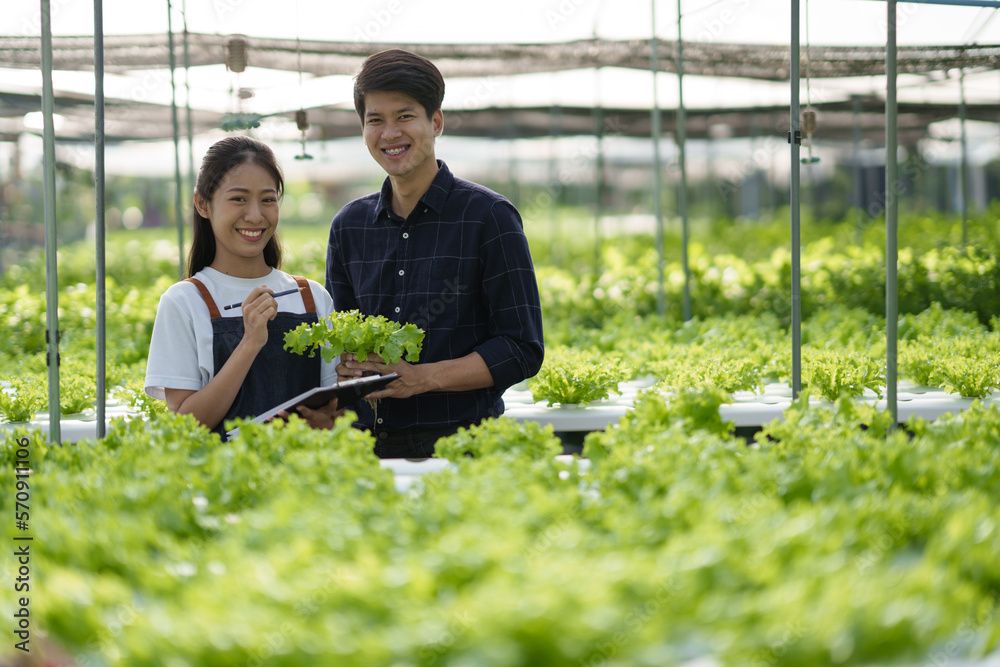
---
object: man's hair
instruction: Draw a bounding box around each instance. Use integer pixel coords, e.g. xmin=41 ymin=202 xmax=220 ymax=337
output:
xmin=353 ymin=49 xmax=445 ymax=123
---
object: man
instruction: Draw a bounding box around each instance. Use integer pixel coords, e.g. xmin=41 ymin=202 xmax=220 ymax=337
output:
xmin=326 ymin=48 xmax=545 ymax=458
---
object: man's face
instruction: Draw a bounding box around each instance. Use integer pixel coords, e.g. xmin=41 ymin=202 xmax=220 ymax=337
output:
xmin=362 ymin=90 xmax=443 ymax=184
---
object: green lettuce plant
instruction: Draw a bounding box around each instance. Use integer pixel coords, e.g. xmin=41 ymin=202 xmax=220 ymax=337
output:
xmin=801 ymin=349 xmax=885 ymax=401
xmin=0 ymin=375 xmax=45 ymax=423
xmin=528 ymin=346 xmax=627 ymax=406
xmin=283 ymin=310 xmax=424 ymax=364
xmin=435 ymin=417 xmax=562 ymax=462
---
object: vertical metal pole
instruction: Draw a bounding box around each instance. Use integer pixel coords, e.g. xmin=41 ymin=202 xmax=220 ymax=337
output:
xmin=593 ymin=95 xmax=605 ymax=274
xmin=548 ymin=104 xmax=561 ymax=266
xmin=958 ymin=68 xmax=969 ymax=246
xmin=506 ymin=109 xmax=520 ymax=208
xmin=852 ymin=94 xmax=864 ymax=245
xmin=40 ymin=0 xmax=61 ymax=442
xmin=886 ymin=0 xmax=899 ymax=427
xmin=651 ymin=0 xmax=665 ymax=317
xmin=744 ymin=115 xmax=761 ymax=220
xmin=182 ymin=0 xmax=196 ymax=200
xmin=94 ymin=0 xmax=107 ymax=438
xmin=790 ymin=0 xmax=802 ymax=398
xmin=167 ymin=0 xmax=185 ymax=279
xmin=677 ymin=0 xmax=691 ymax=322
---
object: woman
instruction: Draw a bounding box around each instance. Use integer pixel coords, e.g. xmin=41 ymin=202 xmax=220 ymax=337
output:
xmin=145 ymin=136 xmax=342 ymax=439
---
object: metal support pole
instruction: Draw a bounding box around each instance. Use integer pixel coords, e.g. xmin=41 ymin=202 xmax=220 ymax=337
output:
xmin=886 ymin=0 xmax=899 ymax=427
xmin=852 ymin=94 xmax=864 ymax=245
xmin=593 ymin=100 xmax=605 ymax=275
xmin=94 ymin=0 xmax=107 ymax=438
xmin=548 ymin=104 xmax=561 ymax=266
xmin=677 ymin=0 xmax=691 ymax=322
xmin=182 ymin=0 xmax=196 ymax=200
xmin=959 ymin=68 xmax=969 ymax=245
xmin=651 ymin=0 xmax=665 ymax=317
xmin=790 ymin=0 xmax=802 ymax=398
xmin=40 ymin=0 xmax=61 ymax=442
xmin=167 ymin=0 xmax=185 ymax=279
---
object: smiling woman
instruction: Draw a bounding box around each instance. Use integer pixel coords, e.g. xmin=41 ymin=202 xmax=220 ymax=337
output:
xmin=194 ymin=161 xmax=281 ymax=277
xmin=143 ymin=136 xmax=345 ymax=441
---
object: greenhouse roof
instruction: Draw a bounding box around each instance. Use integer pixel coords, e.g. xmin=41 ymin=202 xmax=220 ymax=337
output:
xmin=0 ymin=0 xmax=997 ymax=152
xmin=1 ymin=33 xmax=998 ymax=80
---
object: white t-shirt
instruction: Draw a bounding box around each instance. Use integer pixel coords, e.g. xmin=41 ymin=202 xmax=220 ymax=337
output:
xmin=144 ymin=267 xmax=338 ymax=401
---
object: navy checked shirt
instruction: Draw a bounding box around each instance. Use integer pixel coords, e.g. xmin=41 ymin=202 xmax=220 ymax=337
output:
xmin=325 ymin=160 xmax=544 ymax=432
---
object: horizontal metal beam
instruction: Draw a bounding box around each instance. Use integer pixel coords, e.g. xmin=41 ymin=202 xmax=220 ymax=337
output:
xmin=868 ymin=0 xmax=1000 ymax=7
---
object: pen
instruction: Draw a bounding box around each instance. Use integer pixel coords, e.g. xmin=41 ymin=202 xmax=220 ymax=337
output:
xmin=222 ymin=286 xmax=305 ymax=311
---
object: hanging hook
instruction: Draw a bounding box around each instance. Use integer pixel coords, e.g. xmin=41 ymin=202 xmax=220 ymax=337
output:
xmin=294 ymin=109 xmax=313 ymax=160
xmin=800 ymin=109 xmax=820 ymax=164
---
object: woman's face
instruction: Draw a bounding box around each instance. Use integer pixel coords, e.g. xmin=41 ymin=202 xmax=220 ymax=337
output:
xmin=195 ymin=160 xmax=280 ymax=277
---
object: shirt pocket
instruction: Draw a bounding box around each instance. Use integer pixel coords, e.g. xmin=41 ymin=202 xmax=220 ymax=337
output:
xmin=430 ymin=255 xmax=480 ymax=304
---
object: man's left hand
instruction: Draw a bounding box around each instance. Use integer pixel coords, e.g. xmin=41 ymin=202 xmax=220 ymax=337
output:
xmin=340 ymin=353 xmax=427 ymax=400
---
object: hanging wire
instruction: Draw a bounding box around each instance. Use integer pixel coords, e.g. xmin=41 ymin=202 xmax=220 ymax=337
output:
xmin=801 ymin=0 xmax=820 ymax=164
xmin=294 ymin=1 xmax=313 ymax=161
xmin=221 ymin=36 xmax=260 ymax=131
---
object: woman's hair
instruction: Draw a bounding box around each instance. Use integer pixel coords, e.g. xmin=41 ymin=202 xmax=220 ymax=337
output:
xmin=353 ymin=49 xmax=445 ymax=123
xmin=186 ymin=136 xmax=284 ymax=277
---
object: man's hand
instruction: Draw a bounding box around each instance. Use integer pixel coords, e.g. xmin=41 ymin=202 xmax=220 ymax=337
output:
xmin=337 ymin=351 xmax=494 ymax=400
xmin=338 ymin=352 xmax=427 ymax=400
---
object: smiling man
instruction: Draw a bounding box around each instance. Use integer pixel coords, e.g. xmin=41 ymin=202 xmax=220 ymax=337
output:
xmin=326 ymin=49 xmax=544 ymax=458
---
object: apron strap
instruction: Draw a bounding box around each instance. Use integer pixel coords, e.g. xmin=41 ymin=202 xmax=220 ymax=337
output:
xmin=185 ymin=278 xmax=222 ymax=319
xmin=292 ymin=275 xmax=316 ymax=314
xmin=187 ymin=276 xmax=314 ymax=318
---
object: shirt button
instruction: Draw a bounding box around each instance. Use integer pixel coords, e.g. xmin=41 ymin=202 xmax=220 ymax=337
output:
xmin=423 ymin=208 xmax=428 ymax=213
xmin=398 ymin=269 xmax=404 ymax=276
xmin=402 ymin=232 xmax=409 ymax=239
xmin=394 ymin=307 xmax=400 ymax=314
xmin=377 ymin=418 xmax=383 ymax=424
xmin=379 ymin=431 xmax=388 ymax=440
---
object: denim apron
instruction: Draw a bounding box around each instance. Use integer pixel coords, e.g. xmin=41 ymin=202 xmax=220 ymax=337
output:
xmin=186 ymin=276 xmax=321 ymax=441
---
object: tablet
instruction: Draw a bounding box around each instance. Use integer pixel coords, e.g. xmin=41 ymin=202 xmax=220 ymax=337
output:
xmin=232 ymin=372 xmax=400 ymax=433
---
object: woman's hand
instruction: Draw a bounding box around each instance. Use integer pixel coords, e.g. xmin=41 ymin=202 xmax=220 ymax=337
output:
xmin=287 ymin=397 xmax=344 ymax=430
xmin=241 ymin=285 xmax=278 ymax=350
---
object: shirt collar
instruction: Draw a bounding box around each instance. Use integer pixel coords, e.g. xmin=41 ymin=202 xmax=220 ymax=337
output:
xmin=376 ymin=160 xmax=453 ymax=219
